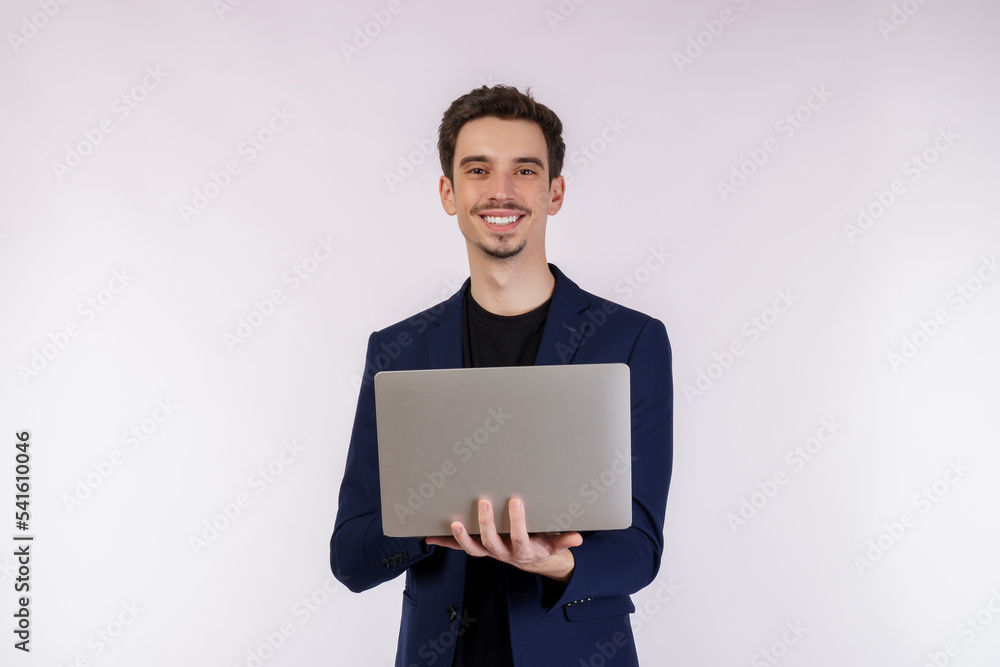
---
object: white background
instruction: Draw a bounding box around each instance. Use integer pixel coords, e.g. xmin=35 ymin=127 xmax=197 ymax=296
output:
xmin=2 ymin=0 xmax=999 ymax=665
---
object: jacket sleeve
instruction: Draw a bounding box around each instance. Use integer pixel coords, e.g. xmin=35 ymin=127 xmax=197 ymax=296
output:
xmin=543 ymin=317 xmax=673 ymax=610
xmin=330 ymin=331 xmax=436 ymax=593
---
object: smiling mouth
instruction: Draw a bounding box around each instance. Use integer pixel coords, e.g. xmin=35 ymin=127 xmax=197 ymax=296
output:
xmin=481 ymin=214 xmax=522 ymax=226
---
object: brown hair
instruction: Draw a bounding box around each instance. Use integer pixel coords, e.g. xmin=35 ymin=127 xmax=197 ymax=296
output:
xmin=438 ymin=85 xmax=565 ymax=184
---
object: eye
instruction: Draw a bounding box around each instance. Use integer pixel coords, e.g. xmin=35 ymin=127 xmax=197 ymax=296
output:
xmin=468 ymin=167 xmax=486 ymax=175
xmin=517 ymin=168 xmax=535 ymax=175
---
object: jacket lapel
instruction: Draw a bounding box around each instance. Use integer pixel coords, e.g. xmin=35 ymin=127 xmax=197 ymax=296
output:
xmin=426 ymin=279 xmax=467 ymax=370
xmin=535 ymin=264 xmax=591 ymax=366
xmin=427 ymin=264 xmax=592 ymax=368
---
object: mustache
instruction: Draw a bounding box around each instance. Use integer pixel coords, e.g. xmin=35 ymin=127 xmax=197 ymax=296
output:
xmin=471 ymin=202 xmax=529 ymax=215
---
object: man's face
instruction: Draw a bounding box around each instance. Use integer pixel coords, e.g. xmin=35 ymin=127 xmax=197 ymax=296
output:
xmin=439 ymin=116 xmax=564 ymax=261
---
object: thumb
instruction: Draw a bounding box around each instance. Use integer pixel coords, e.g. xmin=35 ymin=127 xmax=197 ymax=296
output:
xmin=551 ymin=531 xmax=583 ymax=550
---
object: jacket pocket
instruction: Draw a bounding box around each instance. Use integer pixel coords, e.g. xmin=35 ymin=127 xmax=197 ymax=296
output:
xmin=563 ymin=595 xmax=635 ymax=622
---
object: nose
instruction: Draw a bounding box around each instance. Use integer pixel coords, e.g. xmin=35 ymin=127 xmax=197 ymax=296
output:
xmin=488 ymin=170 xmax=515 ymax=201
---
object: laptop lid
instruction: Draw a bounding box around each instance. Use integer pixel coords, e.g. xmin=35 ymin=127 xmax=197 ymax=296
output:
xmin=374 ymin=363 xmax=632 ymax=537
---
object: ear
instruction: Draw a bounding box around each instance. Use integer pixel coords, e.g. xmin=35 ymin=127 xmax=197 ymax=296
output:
xmin=547 ymin=175 xmax=565 ymax=215
xmin=439 ymin=175 xmax=457 ymax=215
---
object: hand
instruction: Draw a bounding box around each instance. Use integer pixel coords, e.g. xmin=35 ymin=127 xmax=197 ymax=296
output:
xmin=425 ymin=498 xmax=582 ymax=582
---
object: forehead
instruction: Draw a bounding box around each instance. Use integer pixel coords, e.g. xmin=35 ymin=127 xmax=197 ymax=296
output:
xmin=454 ymin=117 xmax=548 ymax=165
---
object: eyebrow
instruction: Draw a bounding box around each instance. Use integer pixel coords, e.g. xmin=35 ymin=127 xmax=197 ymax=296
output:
xmin=458 ymin=155 xmax=545 ymax=170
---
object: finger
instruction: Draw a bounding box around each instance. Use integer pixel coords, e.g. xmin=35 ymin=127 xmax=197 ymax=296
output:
xmin=507 ymin=498 xmax=532 ymax=559
xmin=425 ymin=535 xmax=460 ymax=550
xmin=476 ymin=500 xmax=507 ymax=556
xmin=450 ymin=521 xmax=490 ymax=558
xmin=550 ymin=531 xmax=584 ymax=550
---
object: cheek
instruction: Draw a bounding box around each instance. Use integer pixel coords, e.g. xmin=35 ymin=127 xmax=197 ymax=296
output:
xmin=457 ymin=187 xmax=481 ymax=207
xmin=536 ymin=191 xmax=555 ymax=212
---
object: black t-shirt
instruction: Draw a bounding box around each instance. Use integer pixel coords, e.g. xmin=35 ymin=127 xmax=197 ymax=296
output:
xmin=450 ymin=285 xmax=551 ymax=667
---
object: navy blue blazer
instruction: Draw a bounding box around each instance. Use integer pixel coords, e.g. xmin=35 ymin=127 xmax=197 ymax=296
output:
xmin=331 ymin=264 xmax=673 ymax=666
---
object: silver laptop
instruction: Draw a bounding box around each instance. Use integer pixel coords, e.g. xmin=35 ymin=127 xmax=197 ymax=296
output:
xmin=374 ymin=363 xmax=632 ymax=537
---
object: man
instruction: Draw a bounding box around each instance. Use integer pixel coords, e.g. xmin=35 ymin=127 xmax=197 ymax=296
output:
xmin=331 ymin=85 xmax=672 ymax=666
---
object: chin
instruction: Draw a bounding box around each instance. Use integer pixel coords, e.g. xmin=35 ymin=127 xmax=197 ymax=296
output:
xmin=480 ymin=241 xmax=526 ymax=260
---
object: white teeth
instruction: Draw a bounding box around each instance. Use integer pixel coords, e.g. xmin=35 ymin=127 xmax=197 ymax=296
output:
xmin=484 ymin=215 xmax=519 ymax=225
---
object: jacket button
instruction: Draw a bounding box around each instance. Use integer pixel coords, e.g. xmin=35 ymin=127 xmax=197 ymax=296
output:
xmin=446 ymin=605 xmax=457 ymax=622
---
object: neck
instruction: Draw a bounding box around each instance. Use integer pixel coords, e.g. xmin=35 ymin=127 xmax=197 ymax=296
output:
xmin=467 ymin=253 xmax=555 ymax=316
